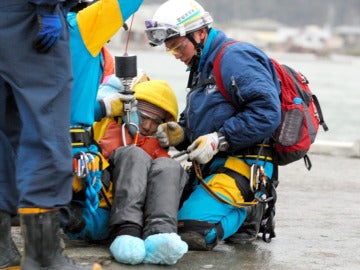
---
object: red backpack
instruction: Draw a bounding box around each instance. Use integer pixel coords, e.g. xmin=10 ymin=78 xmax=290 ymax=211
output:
xmin=213 ymin=41 xmax=329 ymax=169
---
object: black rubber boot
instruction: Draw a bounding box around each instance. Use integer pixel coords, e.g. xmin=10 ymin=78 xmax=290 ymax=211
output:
xmin=0 ymin=210 xmax=21 ymax=270
xmin=20 ymin=210 xmax=102 ymax=270
xmin=225 ymin=203 xmax=265 ymax=244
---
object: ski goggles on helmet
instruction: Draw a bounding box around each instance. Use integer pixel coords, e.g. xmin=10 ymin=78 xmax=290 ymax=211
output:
xmin=145 ymin=20 xmax=185 ymax=46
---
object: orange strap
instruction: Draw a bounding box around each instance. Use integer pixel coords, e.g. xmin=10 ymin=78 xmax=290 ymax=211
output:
xmin=18 ymin=208 xmax=57 ymax=214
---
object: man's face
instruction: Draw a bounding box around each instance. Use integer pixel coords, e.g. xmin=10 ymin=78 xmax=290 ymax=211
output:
xmin=139 ymin=111 xmax=163 ymax=136
xmin=164 ymin=29 xmax=205 ymax=66
xmin=165 ymin=37 xmax=193 ymax=66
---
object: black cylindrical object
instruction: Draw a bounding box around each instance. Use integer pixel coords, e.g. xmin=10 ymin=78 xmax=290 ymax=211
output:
xmin=115 ymin=54 xmax=137 ymax=78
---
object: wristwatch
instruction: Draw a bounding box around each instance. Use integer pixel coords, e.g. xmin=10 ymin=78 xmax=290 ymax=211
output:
xmin=217 ymin=132 xmax=229 ymax=151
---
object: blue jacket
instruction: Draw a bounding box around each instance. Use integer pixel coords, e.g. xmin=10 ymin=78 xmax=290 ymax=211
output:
xmin=178 ymin=29 xmax=281 ymax=153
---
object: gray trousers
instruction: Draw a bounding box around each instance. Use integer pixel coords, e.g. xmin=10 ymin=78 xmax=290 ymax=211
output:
xmin=108 ymin=145 xmax=188 ymax=239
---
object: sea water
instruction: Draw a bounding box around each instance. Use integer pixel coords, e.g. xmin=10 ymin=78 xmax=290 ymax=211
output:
xmin=111 ymin=49 xmax=360 ymax=143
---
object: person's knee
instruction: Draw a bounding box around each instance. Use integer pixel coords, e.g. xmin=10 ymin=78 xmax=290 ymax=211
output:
xmin=152 ymin=157 xmax=179 ymax=171
xmin=111 ymin=144 xmax=137 ymax=159
xmin=111 ymin=145 xmax=150 ymax=165
xmin=152 ymin=158 xmax=187 ymax=184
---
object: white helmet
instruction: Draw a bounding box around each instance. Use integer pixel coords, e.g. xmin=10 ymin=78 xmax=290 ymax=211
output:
xmin=145 ymin=0 xmax=213 ymax=46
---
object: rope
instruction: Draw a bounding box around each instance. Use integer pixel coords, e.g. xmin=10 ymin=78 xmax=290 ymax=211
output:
xmin=124 ymin=14 xmax=135 ymax=54
xmin=84 ymin=169 xmax=101 ymax=214
xmin=75 ymin=152 xmax=101 ymax=214
xmin=193 ymin=161 xmax=258 ymax=209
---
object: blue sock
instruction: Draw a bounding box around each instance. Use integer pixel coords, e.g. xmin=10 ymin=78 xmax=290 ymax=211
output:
xmin=110 ymin=235 xmax=145 ymax=265
xmin=143 ymin=233 xmax=188 ymax=265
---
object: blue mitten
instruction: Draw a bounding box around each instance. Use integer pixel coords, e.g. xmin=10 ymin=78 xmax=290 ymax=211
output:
xmin=110 ymin=235 xmax=145 ymax=265
xmin=143 ymin=233 xmax=188 ymax=265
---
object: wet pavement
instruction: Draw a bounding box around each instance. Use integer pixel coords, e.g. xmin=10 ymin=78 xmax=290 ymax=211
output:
xmin=12 ymin=150 xmax=360 ymax=270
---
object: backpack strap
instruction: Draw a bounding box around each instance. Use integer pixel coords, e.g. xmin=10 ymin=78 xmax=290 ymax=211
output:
xmin=213 ymin=40 xmax=238 ymax=107
xmin=312 ymin=94 xmax=329 ymax=131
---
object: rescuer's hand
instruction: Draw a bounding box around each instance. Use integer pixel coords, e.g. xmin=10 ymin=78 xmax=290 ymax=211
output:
xmin=187 ymin=132 xmax=219 ymax=164
xmin=99 ymin=92 xmax=137 ymax=118
xmin=33 ymin=13 xmax=62 ymax=53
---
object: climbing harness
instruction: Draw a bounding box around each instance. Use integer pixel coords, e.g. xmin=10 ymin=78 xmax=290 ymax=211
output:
xmin=191 ymin=140 xmax=278 ymax=242
xmin=70 ymin=127 xmax=92 ymax=148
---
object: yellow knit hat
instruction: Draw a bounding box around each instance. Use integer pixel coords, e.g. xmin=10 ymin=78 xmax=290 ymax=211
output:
xmin=133 ymin=80 xmax=178 ymax=122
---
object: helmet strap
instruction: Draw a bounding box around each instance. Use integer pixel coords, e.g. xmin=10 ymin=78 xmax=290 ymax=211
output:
xmin=185 ymin=29 xmax=208 ymax=88
xmin=186 ymin=32 xmax=205 ymax=69
xmin=186 ymin=33 xmax=203 ymax=56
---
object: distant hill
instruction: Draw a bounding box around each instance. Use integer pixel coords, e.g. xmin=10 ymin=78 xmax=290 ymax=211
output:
xmin=144 ymin=0 xmax=360 ymax=27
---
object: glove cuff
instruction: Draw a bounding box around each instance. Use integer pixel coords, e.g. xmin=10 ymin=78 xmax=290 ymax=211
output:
xmin=216 ymin=132 xmax=229 ymax=152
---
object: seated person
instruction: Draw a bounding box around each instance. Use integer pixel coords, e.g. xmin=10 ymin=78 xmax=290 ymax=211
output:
xmin=65 ymin=78 xmax=188 ymax=266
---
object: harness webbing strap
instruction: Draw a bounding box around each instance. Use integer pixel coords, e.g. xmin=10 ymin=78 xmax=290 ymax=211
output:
xmin=223 ymin=156 xmax=251 ymax=179
xmin=100 ymin=185 xmax=112 ymax=209
xmin=312 ymin=94 xmax=329 ymax=131
xmin=215 ymin=167 xmax=254 ymax=202
xmin=237 ymin=144 xmax=273 ymax=158
xmin=70 ymin=128 xmax=93 ymax=147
